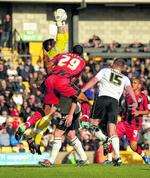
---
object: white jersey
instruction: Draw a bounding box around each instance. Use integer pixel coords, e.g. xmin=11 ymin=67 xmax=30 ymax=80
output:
xmin=95 ymin=68 xmax=131 ymax=101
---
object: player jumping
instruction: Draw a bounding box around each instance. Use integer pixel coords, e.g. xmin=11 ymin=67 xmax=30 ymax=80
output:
xmin=81 ymin=58 xmax=138 ymax=166
xmin=15 ymin=9 xmax=87 ymax=142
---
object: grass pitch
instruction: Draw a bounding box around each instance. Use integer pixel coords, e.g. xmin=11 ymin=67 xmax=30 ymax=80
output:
xmin=0 ymin=164 xmax=150 ymax=178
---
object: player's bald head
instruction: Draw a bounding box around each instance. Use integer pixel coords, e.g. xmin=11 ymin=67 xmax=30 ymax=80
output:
xmin=112 ymin=58 xmax=126 ymax=72
xmin=113 ymin=58 xmax=126 ymax=68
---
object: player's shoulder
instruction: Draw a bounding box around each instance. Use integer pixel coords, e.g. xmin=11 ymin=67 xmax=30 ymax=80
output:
xmin=110 ymin=68 xmax=123 ymax=76
xmin=60 ymin=52 xmax=73 ymax=57
xmin=121 ymin=75 xmax=131 ymax=86
xmin=55 ymin=52 xmax=68 ymax=58
xmin=100 ymin=67 xmax=111 ymax=73
xmin=141 ymin=91 xmax=148 ymax=99
xmin=95 ymin=67 xmax=110 ymax=78
xmin=60 ymin=52 xmax=69 ymax=55
xmin=68 ymin=52 xmax=80 ymax=58
xmin=122 ymin=74 xmax=130 ymax=82
xmin=70 ymin=52 xmax=85 ymax=62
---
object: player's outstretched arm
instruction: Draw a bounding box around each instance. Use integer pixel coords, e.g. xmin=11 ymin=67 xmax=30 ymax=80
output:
xmin=45 ymin=8 xmax=68 ymax=63
xmin=54 ymin=8 xmax=68 ymax=54
xmin=82 ymin=77 xmax=98 ymax=93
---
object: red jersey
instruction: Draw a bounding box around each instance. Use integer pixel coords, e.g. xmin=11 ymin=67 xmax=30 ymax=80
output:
xmin=51 ymin=52 xmax=85 ymax=78
xmin=125 ymin=92 xmax=149 ymax=129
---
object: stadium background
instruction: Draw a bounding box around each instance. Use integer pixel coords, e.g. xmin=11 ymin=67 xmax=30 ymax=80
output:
xmin=0 ymin=0 xmax=150 ymax=165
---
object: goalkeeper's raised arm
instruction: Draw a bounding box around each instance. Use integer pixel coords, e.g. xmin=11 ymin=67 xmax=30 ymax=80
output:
xmin=43 ymin=8 xmax=68 ymax=72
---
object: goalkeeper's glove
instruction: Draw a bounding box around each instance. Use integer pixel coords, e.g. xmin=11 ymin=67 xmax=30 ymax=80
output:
xmin=54 ymin=8 xmax=67 ymax=27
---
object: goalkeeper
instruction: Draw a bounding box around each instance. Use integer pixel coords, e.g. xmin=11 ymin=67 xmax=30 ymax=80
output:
xmin=15 ymin=9 xmax=69 ymax=140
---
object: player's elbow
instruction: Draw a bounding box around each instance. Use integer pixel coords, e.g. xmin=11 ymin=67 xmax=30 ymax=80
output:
xmin=91 ymin=77 xmax=99 ymax=86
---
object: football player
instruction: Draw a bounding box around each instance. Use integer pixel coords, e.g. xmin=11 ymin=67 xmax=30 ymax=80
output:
xmin=105 ymin=78 xmax=150 ymax=164
xmin=118 ymin=78 xmax=149 ymax=162
xmin=26 ymin=96 xmax=88 ymax=166
xmin=81 ymin=58 xmax=138 ymax=166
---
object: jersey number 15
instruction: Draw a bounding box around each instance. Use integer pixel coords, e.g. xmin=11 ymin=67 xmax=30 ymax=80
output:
xmin=109 ymin=72 xmax=122 ymax=86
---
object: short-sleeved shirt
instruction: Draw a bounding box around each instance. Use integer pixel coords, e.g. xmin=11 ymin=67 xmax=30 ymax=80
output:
xmin=52 ymin=52 xmax=85 ymax=78
xmin=125 ymin=92 xmax=149 ymax=129
xmin=95 ymin=68 xmax=131 ymax=101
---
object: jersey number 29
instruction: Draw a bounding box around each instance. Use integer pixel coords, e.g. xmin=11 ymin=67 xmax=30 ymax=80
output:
xmin=58 ymin=55 xmax=80 ymax=70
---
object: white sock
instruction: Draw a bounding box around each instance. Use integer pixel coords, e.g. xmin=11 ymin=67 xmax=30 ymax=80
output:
xmin=49 ymin=138 xmax=62 ymax=164
xmin=71 ymin=137 xmax=87 ymax=161
xmin=141 ymin=151 xmax=145 ymax=157
xmin=94 ymin=129 xmax=107 ymax=142
xmin=74 ymin=151 xmax=81 ymax=161
xmin=107 ymin=153 xmax=113 ymax=161
xmin=111 ymin=135 xmax=120 ymax=159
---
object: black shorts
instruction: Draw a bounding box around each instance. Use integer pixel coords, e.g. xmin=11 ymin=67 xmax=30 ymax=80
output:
xmin=91 ymin=96 xmax=119 ymax=124
xmin=66 ymin=112 xmax=80 ymax=132
xmin=52 ymin=112 xmax=80 ymax=132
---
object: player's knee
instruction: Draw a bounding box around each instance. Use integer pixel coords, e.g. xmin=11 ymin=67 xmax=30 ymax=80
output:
xmin=108 ymin=123 xmax=117 ymax=137
xmin=66 ymin=131 xmax=76 ymax=140
xmin=130 ymin=142 xmax=137 ymax=152
xmin=54 ymin=129 xmax=64 ymax=138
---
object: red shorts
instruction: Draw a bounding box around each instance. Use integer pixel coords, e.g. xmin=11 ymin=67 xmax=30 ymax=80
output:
xmin=117 ymin=121 xmax=139 ymax=142
xmin=43 ymin=74 xmax=77 ymax=105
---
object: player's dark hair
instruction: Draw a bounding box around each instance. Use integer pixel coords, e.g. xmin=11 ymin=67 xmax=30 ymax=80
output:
xmin=42 ymin=39 xmax=56 ymax=52
xmin=113 ymin=58 xmax=126 ymax=68
xmin=72 ymin=44 xmax=83 ymax=56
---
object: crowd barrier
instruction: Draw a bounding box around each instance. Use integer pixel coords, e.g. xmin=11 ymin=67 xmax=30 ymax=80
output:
xmin=0 ymin=152 xmax=50 ymax=165
xmin=0 ymin=150 xmax=148 ymax=165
